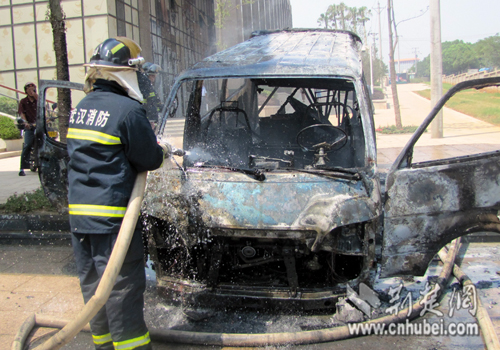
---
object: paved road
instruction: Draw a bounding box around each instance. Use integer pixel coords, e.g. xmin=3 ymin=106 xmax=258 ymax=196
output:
xmin=375 ymin=83 xmax=500 ymax=166
xmin=0 ymin=156 xmax=40 ymax=204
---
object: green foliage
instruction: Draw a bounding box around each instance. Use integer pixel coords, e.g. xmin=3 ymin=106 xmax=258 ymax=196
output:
xmin=416 ymin=55 xmax=430 ymax=78
xmin=441 ymin=40 xmax=479 ymax=75
xmin=0 ymin=188 xmax=56 ymax=213
xmin=0 ymin=115 xmax=21 ymax=140
xmin=215 ymin=0 xmax=230 ymax=29
xmin=376 ymin=125 xmax=420 ymax=134
xmin=416 ymin=34 xmax=500 ymax=78
xmin=362 ymin=47 xmax=387 ymax=86
xmin=474 ymin=34 xmax=500 ymax=68
xmin=215 ymin=0 xmax=254 ymax=29
xmin=0 ymin=96 xmax=19 ymax=116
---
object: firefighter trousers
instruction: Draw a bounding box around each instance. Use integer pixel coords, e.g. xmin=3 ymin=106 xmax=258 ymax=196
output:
xmin=72 ymin=228 xmax=152 ymax=350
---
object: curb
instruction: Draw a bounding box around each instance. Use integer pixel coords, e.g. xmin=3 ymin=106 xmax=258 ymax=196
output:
xmin=0 ymin=213 xmax=70 ymax=233
xmin=0 ymin=231 xmax=72 ymax=245
xmin=0 ymin=213 xmax=71 ymax=245
xmin=0 ymin=150 xmax=21 ymax=159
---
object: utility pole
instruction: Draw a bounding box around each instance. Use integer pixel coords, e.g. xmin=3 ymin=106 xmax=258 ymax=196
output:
xmin=369 ymin=44 xmax=374 ymax=94
xmin=374 ymin=1 xmax=385 ymax=61
xmin=397 ymin=35 xmax=401 ymax=74
xmin=412 ymin=47 xmax=419 ymax=75
xmin=430 ymin=0 xmax=443 ymax=138
xmin=372 ymin=33 xmax=378 ymax=87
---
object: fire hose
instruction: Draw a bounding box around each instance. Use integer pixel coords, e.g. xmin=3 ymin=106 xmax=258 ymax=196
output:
xmin=11 ymin=171 xmax=149 ymax=350
xmin=12 ymin=219 xmax=499 ymax=348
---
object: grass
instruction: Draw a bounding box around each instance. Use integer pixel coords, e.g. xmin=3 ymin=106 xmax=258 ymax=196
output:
xmin=376 ymin=125 xmax=420 ymax=134
xmin=0 ymin=187 xmax=56 ymax=213
xmin=416 ymin=83 xmax=500 ymax=125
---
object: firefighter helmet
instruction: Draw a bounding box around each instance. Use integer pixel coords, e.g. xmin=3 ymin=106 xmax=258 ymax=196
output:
xmin=86 ymin=37 xmax=144 ymax=69
xmin=142 ymin=62 xmax=162 ymax=75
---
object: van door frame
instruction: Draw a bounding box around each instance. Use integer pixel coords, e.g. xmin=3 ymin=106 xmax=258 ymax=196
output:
xmin=380 ymin=77 xmax=500 ymax=277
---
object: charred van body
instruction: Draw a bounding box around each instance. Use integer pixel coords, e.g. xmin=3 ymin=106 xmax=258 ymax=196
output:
xmin=142 ymin=29 xmax=380 ymax=310
xmin=36 ymin=29 xmax=500 ymax=311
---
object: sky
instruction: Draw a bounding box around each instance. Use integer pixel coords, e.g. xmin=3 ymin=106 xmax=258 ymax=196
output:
xmin=289 ymin=0 xmax=500 ymax=64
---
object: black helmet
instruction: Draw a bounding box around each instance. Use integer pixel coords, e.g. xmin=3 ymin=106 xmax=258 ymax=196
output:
xmin=86 ymin=37 xmax=144 ymax=68
xmin=143 ymin=62 xmax=162 ymax=75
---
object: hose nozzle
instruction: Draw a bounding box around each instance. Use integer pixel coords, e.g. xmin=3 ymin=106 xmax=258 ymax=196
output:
xmin=172 ymin=147 xmax=186 ymax=156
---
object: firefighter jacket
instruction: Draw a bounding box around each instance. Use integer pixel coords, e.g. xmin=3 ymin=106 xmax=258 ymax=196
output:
xmin=137 ymin=71 xmax=162 ymax=122
xmin=67 ymin=79 xmax=164 ymax=234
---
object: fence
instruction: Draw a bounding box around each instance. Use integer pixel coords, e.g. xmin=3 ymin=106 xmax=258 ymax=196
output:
xmin=443 ymin=69 xmax=500 ymax=84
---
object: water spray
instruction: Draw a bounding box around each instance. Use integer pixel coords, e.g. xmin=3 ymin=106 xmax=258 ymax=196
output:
xmin=17 ymin=238 xmax=498 ymax=349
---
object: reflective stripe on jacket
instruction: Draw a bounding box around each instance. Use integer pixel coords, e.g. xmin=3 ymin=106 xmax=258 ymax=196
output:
xmin=67 ymin=79 xmax=164 ymax=234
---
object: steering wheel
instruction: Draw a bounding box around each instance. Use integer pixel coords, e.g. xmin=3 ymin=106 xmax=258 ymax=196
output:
xmin=296 ymin=124 xmax=348 ymax=152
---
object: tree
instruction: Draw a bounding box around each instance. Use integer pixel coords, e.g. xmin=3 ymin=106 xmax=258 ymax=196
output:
xmin=316 ymin=3 xmax=383 ymax=90
xmin=215 ymin=0 xmax=254 ymax=51
xmin=474 ymin=34 xmax=500 ymax=68
xmin=441 ymin=40 xmax=479 ymax=75
xmin=215 ymin=0 xmax=231 ymax=29
xmin=47 ymin=0 xmax=71 ymax=143
xmin=348 ymin=6 xmax=358 ymax=32
xmin=317 ymin=12 xmax=330 ymax=29
xmin=361 ymin=47 xmax=387 ymax=87
xmin=337 ymin=2 xmax=348 ymax=30
xmin=357 ymin=6 xmax=372 ymax=43
xmin=387 ymin=0 xmax=402 ymax=128
xmin=317 ymin=3 xmax=372 ymax=39
xmin=416 ymin=37 xmax=498 ymax=78
xmin=326 ymin=5 xmax=338 ymax=29
xmin=416 ymin=55 xmax=430 ymax=78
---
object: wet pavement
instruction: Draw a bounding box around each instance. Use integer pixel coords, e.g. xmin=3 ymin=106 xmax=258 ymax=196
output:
xmin=1 ymin=240 xmax=499 ymax=349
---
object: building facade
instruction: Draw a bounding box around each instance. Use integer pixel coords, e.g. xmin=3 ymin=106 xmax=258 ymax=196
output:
xmin=395 ymin=57 xmax=419 ymax=74
xmin=0 ymin=0 xmax=215 ymax=104
xmin=0 ymin=0 xmax=292 ymax=106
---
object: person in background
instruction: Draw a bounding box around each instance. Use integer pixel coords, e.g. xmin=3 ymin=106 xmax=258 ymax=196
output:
xmin=137 ymin=62 xmax=162 ymax=126
xmin=67 ymin=36 xmax=172 ymax=350
xmin=18 ymin=82 xmax=38 ymax=176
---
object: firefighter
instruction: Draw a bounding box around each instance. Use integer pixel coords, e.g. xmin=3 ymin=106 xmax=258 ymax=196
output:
xmin=137 ymin=62 xmax=162 ymax=126
xmin=67 ymin=37 xmax=172 ymax=350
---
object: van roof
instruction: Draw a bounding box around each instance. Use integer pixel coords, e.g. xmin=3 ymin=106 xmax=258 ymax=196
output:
xmin=178 ymin=29 xmax=364 ymax=81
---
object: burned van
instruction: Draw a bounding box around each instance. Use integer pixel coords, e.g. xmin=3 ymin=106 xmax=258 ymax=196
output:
xmin=142 ymin=29 xmax=380 ymax=309
xmin=36 ymin=29 xmax=500 ymax=311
